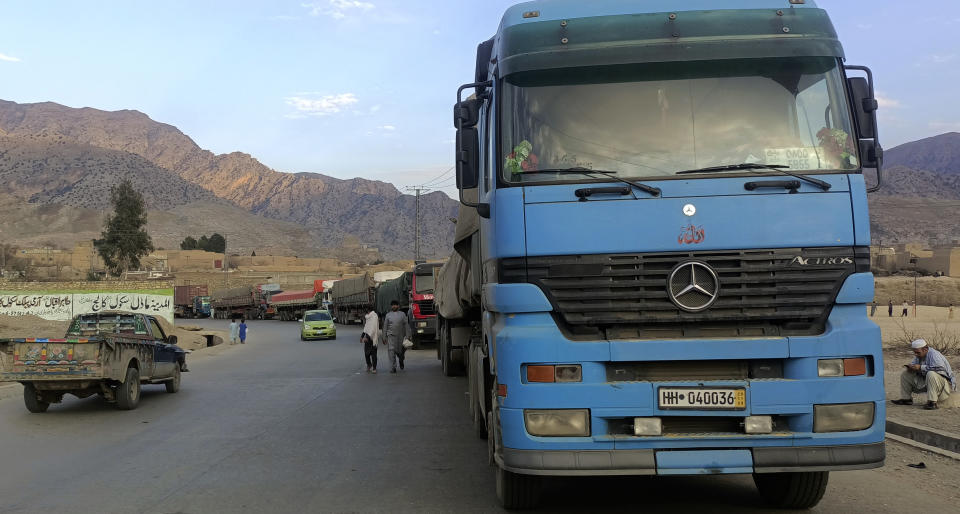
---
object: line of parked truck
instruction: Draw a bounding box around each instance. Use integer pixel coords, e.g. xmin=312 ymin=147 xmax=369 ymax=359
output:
xmin=178 ymin=265 xmax=445 ymax=349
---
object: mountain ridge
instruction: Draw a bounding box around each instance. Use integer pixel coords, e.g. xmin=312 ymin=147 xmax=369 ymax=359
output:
xmin=0 ymin=99 xmax=456 ymax=259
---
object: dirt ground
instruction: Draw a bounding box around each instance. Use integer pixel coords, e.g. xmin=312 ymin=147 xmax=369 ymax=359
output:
xmin=875 ymin=275 xmax=960 ymax=308
xmin=869 ymin=304 xmax=960 ymax=355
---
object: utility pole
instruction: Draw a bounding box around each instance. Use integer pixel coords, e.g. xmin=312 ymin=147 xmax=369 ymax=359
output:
xmin=405 ymin=186 xmax=431 ymax=261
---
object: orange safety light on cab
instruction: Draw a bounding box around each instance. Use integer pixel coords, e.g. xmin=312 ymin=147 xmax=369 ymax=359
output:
xmin=843 ymin=358 xmax=867 ymax=376
xmin=527 ymin=365 xmax=556 ymax=383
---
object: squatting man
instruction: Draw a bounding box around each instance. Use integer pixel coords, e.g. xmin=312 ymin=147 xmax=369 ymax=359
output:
xmin=892 ymin=339 xmax=956 ymax=410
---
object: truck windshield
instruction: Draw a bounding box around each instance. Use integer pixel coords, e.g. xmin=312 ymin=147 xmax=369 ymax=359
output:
xmin=501 ymin=57 xmax=858 ymax=183
xmin=305 ymin=312 xmax=332 ymax=322
xmin=414 ymin=274 xmax=435 ymax=293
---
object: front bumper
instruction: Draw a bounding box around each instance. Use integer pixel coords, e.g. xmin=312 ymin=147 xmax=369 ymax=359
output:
xmin=498 ymin=442 xmax=885 ymax=476
xmin=412 ymin=317 xmax=437 ymax=338
xmin=490 ymin=304 xmax=887 ymax=476
xmin=302 ymin=327 xmax=336 ymax=339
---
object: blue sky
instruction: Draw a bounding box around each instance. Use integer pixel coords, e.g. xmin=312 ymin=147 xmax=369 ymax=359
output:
xmin=1 ymin=1 xmax=958 ymax=197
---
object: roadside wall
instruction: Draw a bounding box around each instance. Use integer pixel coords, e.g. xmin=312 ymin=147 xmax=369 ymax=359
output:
xmin=0 ymin=280 xmax=174 ymax=323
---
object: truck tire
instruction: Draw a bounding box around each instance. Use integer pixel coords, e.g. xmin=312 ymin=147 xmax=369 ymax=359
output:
xmin=165 ymin=365 xmax=181 ymax=394
xmin=754 ymin=471 xmax=829 ymax=509
xmin=116 ymin=367 xmax=142 ymax=410
xmin=496 ymin=465 xmax=541 ymax=510
xmin=23 ymin=383 xmax=50 ymax=413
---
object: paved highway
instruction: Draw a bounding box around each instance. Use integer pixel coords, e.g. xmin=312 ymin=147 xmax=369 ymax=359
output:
xmin=0 ymin=319 xmax=957 ymax=513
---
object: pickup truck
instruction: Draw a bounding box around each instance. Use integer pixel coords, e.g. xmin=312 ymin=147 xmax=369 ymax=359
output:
xmin=0 ymin=311 xmax=188 ymax=413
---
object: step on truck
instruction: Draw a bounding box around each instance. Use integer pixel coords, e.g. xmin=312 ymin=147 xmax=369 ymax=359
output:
xmin=452 ymin=0 xmax=885 ymax=509
xmin=0 ymin=311 xmax=188 ymax=412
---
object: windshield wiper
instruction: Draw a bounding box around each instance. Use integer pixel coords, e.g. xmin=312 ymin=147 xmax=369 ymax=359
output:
xmin=521 ymin=167 xmax=661 ymax=196
xmin=675 ymin=163 xmax=831 ymax=191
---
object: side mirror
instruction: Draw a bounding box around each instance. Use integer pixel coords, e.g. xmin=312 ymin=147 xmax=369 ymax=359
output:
xmin=846 ymin=66 xmax=883 ymax=192
xmin=456 ymin=127 xmax=480 ymax=190
xmin=453 ymin=98 xmax=481 ymax=129
xmin=455 ymin=81 xmax=492 ymax=206
xmin=847 ymin=77 xmax=877 ymax=140
xmin=167 ymin=335 xmax=178 ymax=346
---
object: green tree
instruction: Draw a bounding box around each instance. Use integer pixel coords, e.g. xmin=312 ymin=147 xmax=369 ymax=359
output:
xmin=207 ymin=233 xmax=226 ymax=253
xmin=198 ymin=235 xmax=210 ymax=251
xmin=94 ymin=179 xmax=154 ymax=276
xmin=180 ymin=236 xmax=198 ymax=250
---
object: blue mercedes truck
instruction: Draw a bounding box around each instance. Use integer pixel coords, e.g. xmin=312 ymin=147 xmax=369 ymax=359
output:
xmin=448 ymin=0 xmax=885 ymax=509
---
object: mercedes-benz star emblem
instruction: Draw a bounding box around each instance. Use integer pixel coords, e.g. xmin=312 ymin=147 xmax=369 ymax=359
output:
xmin=683 ymin=204 xmax=696 ymax=217
xmin=667 ymin=261 xmax=720 ymax=312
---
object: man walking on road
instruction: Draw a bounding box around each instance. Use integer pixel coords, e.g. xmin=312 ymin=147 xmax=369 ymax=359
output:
xmin=383 ymin=300 xmax=409 ymax=374
xmin=362 ymin=306 xmax=380 ymax=373
xmin=888 ymin=299 xmax=893 ymax=317
xmin=892 ymin=339 xmax=956 ymax=410
xmin=229 ymin=317 xmax=240 ymax=345
xmin=869 ymin=301 xmax=877 ymax=317
xmin=901 ymin=300 xmax=909 ymax=317
xmin=239 ymin=318 xmax=248 ymax=344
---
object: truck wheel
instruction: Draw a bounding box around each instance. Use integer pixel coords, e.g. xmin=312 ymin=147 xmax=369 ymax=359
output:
xmin=23 ymin=383 xmax=50 ymax=413
xmin=496 ymin=465 xmax=541 ymax=510
xmin=754 ymin=472 xmax=829 ymax=509
xmin=165 ymin=365 xmax=181 ymax=394
xmin=116 ymin=367 xmax=141 ymax=410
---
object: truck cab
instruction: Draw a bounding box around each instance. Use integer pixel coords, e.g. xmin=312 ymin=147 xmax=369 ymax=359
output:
xmin=454 ymin=0 xmax=884 ymax=509
xmin=410 ymin=262 xmax=442 ymax=344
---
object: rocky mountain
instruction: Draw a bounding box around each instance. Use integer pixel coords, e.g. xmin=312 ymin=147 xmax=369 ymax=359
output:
xmin=869 ymin=133 xmax=960 ymax=244
xmin=0 ymin=100 xmax=457 ymax=259
xmin=883 ymin=132 xmax=960 ymax=175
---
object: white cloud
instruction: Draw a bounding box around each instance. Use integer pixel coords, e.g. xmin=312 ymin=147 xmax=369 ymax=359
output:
xmin=875 ymin=94 xmax=901 ymax=109
xmin=0 ymin=52 xmax=21 ymax=63
xmin=378 ymin=125 xmax=395 ymax=131
xmin=929 ymin=121 xmax=960 ymax=132
xmin=302 ymin=0 xmax=374 ymax=20
xmin=284 ymin=93 xmax=359 ymax=116
xmin=930 ymin=54 xmax=956 ymax=64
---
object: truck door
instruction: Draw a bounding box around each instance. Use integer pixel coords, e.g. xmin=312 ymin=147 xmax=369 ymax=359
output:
xmin=148 ymin=316 xmax=177 ymax=378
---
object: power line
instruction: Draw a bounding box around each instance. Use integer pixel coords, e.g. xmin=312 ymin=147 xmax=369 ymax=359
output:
xmin=422 ymin=166 xmax=454 ymax=187
xmin=404 ymin=185 xmax=432 ymax=261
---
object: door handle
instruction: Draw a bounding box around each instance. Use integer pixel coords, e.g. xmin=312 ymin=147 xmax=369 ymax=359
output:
xmin=575 ymin=186 xmax=632 ymax=201
xmin=743 ymin=180 xmax=802 ymax=193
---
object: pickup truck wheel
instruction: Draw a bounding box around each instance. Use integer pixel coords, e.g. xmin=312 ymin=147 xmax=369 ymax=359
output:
xmin=496 ymin=465 xmax=541 ymax=510
xmin=165 ymin=365 xmax=181 ymax=393
xmin=23 ymin=383 xmax=50 ymax=413
xmin=754 ymin=471 xmax=829 ymax=509
xmin=116 ymin=367 xmax=141 ymax=410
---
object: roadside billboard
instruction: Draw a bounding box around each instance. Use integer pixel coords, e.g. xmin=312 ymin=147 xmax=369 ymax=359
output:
xmin=0 ymin=289 xmax=174 ymax=323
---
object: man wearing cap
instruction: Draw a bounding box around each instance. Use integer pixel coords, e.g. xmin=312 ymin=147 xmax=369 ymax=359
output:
xmin=892 ymin=339 xmax=956 ymax=409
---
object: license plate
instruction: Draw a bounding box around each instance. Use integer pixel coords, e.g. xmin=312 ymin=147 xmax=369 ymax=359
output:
xmin=658 ymin=387 xmax=746 ymax=410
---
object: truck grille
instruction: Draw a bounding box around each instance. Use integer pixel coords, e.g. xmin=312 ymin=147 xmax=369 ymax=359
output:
xmin=500 ymin=247 xmax=867 ymax=339
xmin=416 ymin=300 xmax=436 ymax=316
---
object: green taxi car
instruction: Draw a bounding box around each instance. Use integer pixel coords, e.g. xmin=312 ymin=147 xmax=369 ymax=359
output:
xmin=300 ymin=310 xmax=337 ymax=341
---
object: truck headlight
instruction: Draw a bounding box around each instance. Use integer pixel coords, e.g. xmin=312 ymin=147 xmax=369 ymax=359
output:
xmin=524 ymin=409 xmax=590 ymax=437
xmin=417 ymin=321 xmax=427 ymax=328
xmin=813 ymin=402 xmax=874 ymax=432
xmin=818 ymin=358 xmax=867 ymax=377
